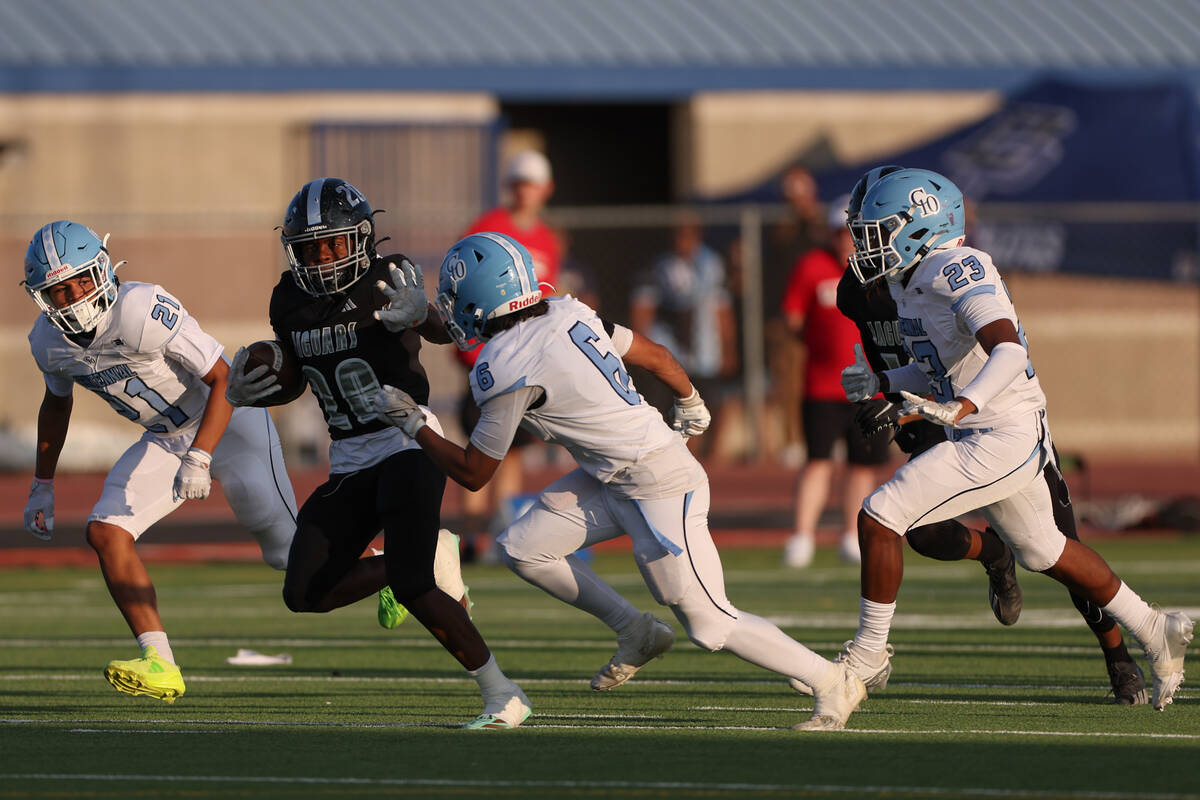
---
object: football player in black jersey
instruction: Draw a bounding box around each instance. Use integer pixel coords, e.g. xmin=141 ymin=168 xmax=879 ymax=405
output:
xmin=226 ymin=178 xmax=531 ymax=729
xmin=836 ymin=166 xmax=1147 ymax=706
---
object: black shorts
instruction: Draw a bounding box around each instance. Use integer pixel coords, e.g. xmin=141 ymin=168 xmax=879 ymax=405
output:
xmin=285 ymin=449 xmax=446 ymax=607
xmin=802 ymin=399 xmax=891 ymax=465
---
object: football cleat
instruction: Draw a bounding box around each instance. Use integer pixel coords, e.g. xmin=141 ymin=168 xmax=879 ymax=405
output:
xmin=1141 ymin=610 xmax=1193 ymax=710
xmin=591 ymin=612 xmax=675 ymax=691
xmin=1107 ymin=659 xmax=1149 ymax=706
xmin=465 ymin=683 xmax=532 ymax=730
xmin=104 ymin=645 xmax=185 ymax=704
xmin=377 ymin=585 xmax=409 ymax=629
xmin=793 ymin=662 xmax=866 ymax=731
xmin=833 ymin=640 xmax=894 ymax=692
xmin=983 ymin=539 xmax=1022 ymax=626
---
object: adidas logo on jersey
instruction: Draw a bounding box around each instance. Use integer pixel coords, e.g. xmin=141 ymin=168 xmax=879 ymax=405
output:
xmin=340 ymin=297 xmax=357 ymax=313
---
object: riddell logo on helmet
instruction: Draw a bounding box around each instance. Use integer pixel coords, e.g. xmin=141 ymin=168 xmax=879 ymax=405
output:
xmin=507 ymin=294 xmax=540 ymax=312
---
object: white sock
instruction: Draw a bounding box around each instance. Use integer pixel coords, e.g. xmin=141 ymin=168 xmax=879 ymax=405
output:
xmin=136 ymin=631 xmax=175 ymax=665
xmin=1102 ymin=582 xmax=1158 ymax=642
xmin=852 ymin=597 xmax=895 ymax=654
xmin=722 ymin=611 xmax=834 ymax=688
xmin=506 ymin=551 xmax=640 ymax=632
xmin=467 ymin=654 xmax=511 ymax=696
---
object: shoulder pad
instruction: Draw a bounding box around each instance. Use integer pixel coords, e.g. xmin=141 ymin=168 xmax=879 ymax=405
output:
xmin=116 ymin=283 xmax=189 ymax=352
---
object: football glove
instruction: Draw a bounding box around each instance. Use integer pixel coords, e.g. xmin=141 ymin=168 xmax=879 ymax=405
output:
xmin=23 ymin=478 xmax=54 ymax=541
xmin=374 ymin=260 xmax=429 ymax=332
xmin=225 ymin=347 xmax=282 ymax=407
xmin=841 ymin=343 xmax=880 ymax=402
xmin=173 ymin=447 xmax=213 ymax=501
xmin=372 ymin=384 xmax=428 ymax=438
xmin=900 ymin=390 xmax=964 ymax=428
xmin=670 ymin=387 xmax=712 ymax=438
xmin=854 ymin=398 xmax=901 ymax=442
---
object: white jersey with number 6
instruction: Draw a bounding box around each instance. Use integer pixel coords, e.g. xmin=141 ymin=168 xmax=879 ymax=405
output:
xmin=470 ymin=296 xmax=702 ymax=499
xmin=889 ymin=247 xmax=1045 ymax=430
xmin=28 ymin=281 xmax=222 ymax=438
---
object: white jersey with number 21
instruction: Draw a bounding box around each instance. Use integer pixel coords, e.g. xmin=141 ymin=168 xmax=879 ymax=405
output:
xmin=28 ymin=281 xmax=223 ymax=439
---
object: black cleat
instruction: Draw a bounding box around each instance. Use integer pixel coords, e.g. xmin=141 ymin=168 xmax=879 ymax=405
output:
xmin=1108 ymin=659 xmax=1149 ymax=706
xmin=982 ymin=539 xmax=1022 ymax=626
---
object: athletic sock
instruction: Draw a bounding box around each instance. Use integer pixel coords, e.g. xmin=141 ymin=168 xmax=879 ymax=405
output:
xmin=136 ymin=631 xmax=175 ymax=665
xmin=467 ymin=653 xmax=511 ymax=696
xmin=852 ymin=597 xmax=895 ymax=654
xmin=722 ymin=611 xmax=835 ymax=689
xmin=976 ymin=527 xmax=1008 ymax=566
xmin=1101 ymin=582 xmax=1158 ymax=643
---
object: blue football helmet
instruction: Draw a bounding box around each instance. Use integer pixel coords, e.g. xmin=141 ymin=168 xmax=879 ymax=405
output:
xmin=848 ymin=168 xmax=965 ymax=284
xmin=435 ymin=232 xmax=542 ymax=351
xmin=22 ymin=220 xmax=121 ymax=333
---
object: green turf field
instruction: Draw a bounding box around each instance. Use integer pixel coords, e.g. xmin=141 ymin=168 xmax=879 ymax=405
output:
xmin=1 ymin=537 xmax=1197 ymax=799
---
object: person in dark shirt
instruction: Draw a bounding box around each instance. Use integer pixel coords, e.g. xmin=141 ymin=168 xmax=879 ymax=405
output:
xmin=226 ymin=178 xmax=531 ymax=728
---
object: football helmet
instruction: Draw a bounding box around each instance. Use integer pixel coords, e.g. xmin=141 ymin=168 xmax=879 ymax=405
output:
xmin=848 ymin=168 xmax=965 ymax=284
xmin=22 ymin=220 xmax=121 ymax=334
xmin=281 ymin=178 xmax=376 ymax=296
xmin=435 ymin=232 xmax=542 ymax=351
xmin=846 ymin=165 xmax=904 ymax=251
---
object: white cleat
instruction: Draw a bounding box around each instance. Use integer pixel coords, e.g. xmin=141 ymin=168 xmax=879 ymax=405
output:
xmin=465 ymin=682 xmax=532 ymax=730
xmin=836 ymin=640 xmax=894 ymax=692
xmin=793 ymin=662 xmax=866 ymax=731
xmin=591 ymin=612 xmax=675 ymax=691
xmin=1142 ymin=610 xmax=1193 ymax=710
xmin=783 ymin=534 xmax=815 ymax=568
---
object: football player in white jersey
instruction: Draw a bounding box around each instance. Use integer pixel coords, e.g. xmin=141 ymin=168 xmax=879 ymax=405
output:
xmin=21 ymin=220 xmax=299 ymax=704
xmin=831 ymin=169 xmax=1192 ymax=720
xmin=371 ymin=232 xmax=866 ymax=731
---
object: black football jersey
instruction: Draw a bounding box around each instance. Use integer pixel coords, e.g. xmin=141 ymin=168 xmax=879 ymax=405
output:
xmin=269 ymin=254 xmax=430 ymax=441
xmin=836 ymin=267 xmax=945 ymax=456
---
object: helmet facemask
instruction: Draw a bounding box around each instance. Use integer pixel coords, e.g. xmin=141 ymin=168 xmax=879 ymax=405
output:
xmin=848 ymin=211 xmax=913 ymax=285
xmin=284 ymin=219 xmax=374 ymax=296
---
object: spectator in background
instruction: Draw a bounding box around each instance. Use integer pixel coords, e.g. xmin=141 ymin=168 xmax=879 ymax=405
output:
xmin=631 ymin=212 xmax=738 ymax=461
xmin=457 ymin=150 xmax=562 ymax=561
xmin=780 ymin=197 xmax=889 ymax=568
xmin=765 ymin=166 xmax=830 ymax=466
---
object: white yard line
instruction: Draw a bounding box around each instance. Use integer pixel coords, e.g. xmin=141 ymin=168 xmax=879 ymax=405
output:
xmin=1 ymin=773 xmax=1196 ymax=799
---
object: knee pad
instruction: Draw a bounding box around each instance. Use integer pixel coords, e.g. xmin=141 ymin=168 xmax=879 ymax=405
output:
xmin=676 ymin=605 xmax=737 ymax=652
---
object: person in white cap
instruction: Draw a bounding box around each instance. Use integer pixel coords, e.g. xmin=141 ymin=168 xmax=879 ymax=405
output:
xmin=454 ymin=150 xmax=562 ymax=562
xmin=779 ymin=196 xmax=890 ymax=568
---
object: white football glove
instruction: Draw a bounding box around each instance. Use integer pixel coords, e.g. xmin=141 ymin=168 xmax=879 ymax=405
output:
xmin=173 ymin=447 xmax=213 ymax=501
xmin=900 ymin=390 xmax=964 ymax=428
xmin=841 ymin=343 xmax=880 ymax=402
xmin=372 ymin=384 xmax=428 ymax=438
xmin=23 ymin=478 xmax=54 ymax=541
xmin=670 ymin=387 xmax=712 ymax=438
xmin=374 ymin=260 xmax=429 ymax=332
xmin=225 ymin=346 xmax=282 ymax=407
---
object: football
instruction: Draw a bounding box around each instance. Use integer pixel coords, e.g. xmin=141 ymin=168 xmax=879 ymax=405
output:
xmin=240 ymin=339 xmax=306 ymax=407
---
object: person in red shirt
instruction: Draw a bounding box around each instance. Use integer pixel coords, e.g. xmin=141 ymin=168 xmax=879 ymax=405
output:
xmin=455 ymin=150 xmax=562 ymax=561
xmin=780 ymin=198 xmax=890 ymax=567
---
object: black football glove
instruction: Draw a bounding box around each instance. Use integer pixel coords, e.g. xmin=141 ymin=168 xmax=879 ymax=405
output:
xmin=854 ymin=398 xmax=901 ymax=442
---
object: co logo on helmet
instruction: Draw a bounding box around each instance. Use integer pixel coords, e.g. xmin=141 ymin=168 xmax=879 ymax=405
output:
xmin=445 ymin=256 xmax=467 ymax=281
xmin=909 ymin=187 xmax=941 ymax=217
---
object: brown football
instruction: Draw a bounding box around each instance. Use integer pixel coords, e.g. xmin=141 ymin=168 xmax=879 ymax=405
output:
xmin=241 ymin=339 xmax=306 ymax=407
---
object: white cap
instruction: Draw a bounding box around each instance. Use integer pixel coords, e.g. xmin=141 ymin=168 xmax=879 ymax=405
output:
xmin=827 ymin=194 xmax=851 ymax=228
xmin=504 ymin=150 xmax=552 ymax=186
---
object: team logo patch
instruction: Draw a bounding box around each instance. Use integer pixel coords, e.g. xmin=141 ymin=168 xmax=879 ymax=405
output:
xmin=445 ymin=256 xmax=467 ymax=281
xmin=909 ymin=187 xmax=941 ymax=216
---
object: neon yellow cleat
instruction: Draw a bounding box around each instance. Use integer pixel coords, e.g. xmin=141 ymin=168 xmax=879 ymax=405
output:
xmin=378 ymin=585 xmax=409 ymax=629
xmin=104 ymin=645 xmax=185 ymax=704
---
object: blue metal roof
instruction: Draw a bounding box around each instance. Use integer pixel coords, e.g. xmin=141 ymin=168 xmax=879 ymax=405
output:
xmin=0 ymin=0 xmax=1197 ymax=96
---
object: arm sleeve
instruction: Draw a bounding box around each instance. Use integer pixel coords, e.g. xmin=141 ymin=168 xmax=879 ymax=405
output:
xmin=468 ymin=385 xmax=545 ymax=461
xmin=882 ymin=362 xmax=933 ymax=395
xmin=162 ymin=314 xmax=224 ymax=376
xmin=957 ymin=341 xmax=1029 ymax=412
